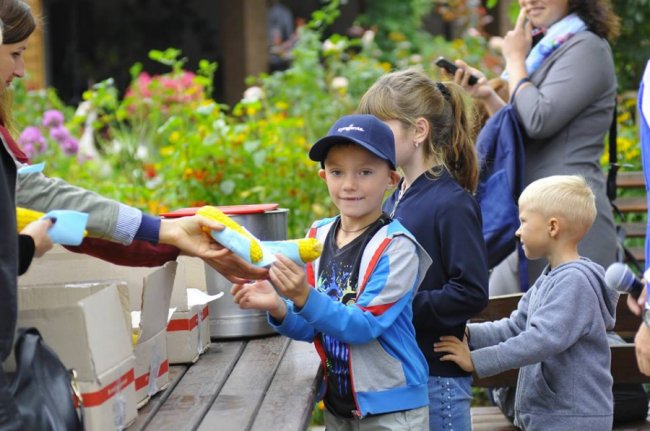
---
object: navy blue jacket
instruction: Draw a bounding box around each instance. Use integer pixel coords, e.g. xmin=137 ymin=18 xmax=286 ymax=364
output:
xmin=384 ymin=170 xmax=489 ymax=377
xmin=475 ymin=104 xmax=526 ymax=269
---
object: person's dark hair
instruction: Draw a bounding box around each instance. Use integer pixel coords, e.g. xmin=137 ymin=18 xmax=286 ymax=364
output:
xmin=0 ymin=0 xmax=36 ymax=44
xmin=569 ymin=0 xmax=620 ymax=40
xmin=0 ymin=0 xmax=37 ymax=128
xmin=358 ymin=68 xmax=479 ymax=193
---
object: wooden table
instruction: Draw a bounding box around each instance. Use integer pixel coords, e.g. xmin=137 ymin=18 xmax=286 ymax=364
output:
xmin=127 ymin=335 xmax=322 ymax=431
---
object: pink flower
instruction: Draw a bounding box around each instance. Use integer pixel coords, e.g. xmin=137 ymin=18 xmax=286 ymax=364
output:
xmin=18 ymin=126 xmax=47 ymax=157
xmin=60 ymin=138 xmax=79 ymax=155
xmin=50 ymin=126 xmax=71 ymax=143
xmin=42 ymin=110 xmax=65 ymax=128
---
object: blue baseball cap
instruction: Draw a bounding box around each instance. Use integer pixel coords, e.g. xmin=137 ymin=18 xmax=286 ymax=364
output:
xmin=309 ymin=114 xmax=396 ymax=170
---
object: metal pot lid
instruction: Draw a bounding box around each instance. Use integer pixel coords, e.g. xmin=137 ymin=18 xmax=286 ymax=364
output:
xmin=160 ymin=203 xmax=280 ymax=218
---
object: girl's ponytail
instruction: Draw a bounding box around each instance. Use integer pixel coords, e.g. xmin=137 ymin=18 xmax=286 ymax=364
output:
xmin=440 ymin=81 xmax=479 ymax=192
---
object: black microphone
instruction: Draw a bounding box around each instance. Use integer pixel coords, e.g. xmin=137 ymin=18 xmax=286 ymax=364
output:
xmin=605 ymin=262 xmax=645 ymax=299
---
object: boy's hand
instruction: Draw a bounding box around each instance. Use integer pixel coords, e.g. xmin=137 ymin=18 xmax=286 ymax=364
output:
xmin=269 ymin=253 xmax=311 ymax=308
xmin=231 ymin=280 xmax=286 ymax=320
xmin=434 ymin=335 xmax=475 ymax=373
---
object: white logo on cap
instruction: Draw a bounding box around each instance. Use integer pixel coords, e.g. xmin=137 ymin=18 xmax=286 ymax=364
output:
xmin=338 ymin=124 xmax=364 ymax=133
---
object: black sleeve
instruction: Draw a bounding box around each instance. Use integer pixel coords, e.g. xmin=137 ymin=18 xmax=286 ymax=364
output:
xmin=17 ymin=234 xmax=35 ymax=275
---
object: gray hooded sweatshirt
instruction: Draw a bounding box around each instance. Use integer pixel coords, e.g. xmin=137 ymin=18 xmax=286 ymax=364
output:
xmin=469 ymin=258 xmax=617 ymax=430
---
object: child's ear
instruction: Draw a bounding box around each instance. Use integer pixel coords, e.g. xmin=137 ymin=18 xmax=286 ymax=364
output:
xmin=548 ymin=217 xmax=560 ymax=237
xmin=318 ymin=169 xmax=326 ymax=181
xmin=388 ymin=170 xmax=401 ymax=188
xmin=414 ymin=117 xmax=430 ymax=145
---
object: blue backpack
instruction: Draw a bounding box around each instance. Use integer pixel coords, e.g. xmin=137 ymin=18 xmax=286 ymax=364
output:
xmin=475 ymin=104 xmax=526 ymax=271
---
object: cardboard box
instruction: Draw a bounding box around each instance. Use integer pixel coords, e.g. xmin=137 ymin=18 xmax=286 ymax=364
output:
xmin=13 ymin=283 xmax=138 ymax=430
xmin=18 ymin=245 xmax=177 ymax=408
xmin=175 ymin=255 xmax=209 ymax=292
xmin=166 ymin=259 xmax=222 ymax=364
xmin=130 ymin=262 xmax=176 ymax=407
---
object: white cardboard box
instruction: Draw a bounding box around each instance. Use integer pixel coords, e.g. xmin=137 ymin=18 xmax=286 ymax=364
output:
xmin=13 ymin=283 xmax=138 ymax=430
xmin=18 ymin=245 xmax=176 ymax=408
xmin=166 ymin=259 xmax=222 ymax=364
xmin=131 ymin=262 xmax=176 ymax=407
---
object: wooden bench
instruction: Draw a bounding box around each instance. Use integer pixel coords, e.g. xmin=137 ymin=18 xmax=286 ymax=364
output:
xmin=469 ymin=292 xmax=650 ymax=429
xmin=126 ymin=335 xmax=322 ymax=431
xmin=613 ymin=171 xmax=647 ymax=268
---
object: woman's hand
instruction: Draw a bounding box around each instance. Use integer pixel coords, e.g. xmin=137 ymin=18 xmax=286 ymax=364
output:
xmin=502 ymin=9 xmax=533 ymax=82
xmin=627 ymin=284 xmax=648 ymax=316
xmin=159 ymin=216 xmax=269 ymax=283
xmin=445 ymin=60 xmax=492 ymax=100
xmin=21 ymin=218 xmax=54 ymax=257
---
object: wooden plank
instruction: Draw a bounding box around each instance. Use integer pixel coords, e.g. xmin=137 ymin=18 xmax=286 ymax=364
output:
xmin=250 ymin=340 xmax=322 ymax=431
xmin=127 ymin=365 xmax=188 ymax=430
xmin=471 ymin=406 xmax=518 ymax=430
xmin=197 ymin=335 xmax=291 ymax=431
xmin=625 ymin=247 xmax=646 ymax=266
xmin=472 ymin=293 xmax=522 ymax=322
xmin=472 ymin=369 xmax=518 ymax=388
xmin=614 ymin=197 xmax=647 ymax=214
xmin=617 ymin=172 xmax=646 ymax=189
xmin=143 ymin=341 xmax=246 ymax=431
xmin=620 ymin=222 xmax=647 ymax=238
xmin=472 ymin=404 xmax=650 ymax=430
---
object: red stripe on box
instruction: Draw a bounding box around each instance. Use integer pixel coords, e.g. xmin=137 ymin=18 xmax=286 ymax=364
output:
xmin=167 ymin=315 xmax=198 ymax=332
xmin=76 ymin=369 xmax=135 ymax=407
xmin=166 ymin=305 xmax=211 ymax=332
xmin=135 ymin=359 xmax=170 ymax=391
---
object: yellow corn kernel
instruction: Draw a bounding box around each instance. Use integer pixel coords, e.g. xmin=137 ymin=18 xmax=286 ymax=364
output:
xmin=291 ymin=238 xmax=322 ymax=263
xmin=196 ymin=206 xmax=264 ymax=263
xmin=16 ymin=207 xmax=45 ymax=232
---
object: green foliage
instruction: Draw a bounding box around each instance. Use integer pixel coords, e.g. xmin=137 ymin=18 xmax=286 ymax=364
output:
xmin=612 ymin=0 xmax=650 ymax=91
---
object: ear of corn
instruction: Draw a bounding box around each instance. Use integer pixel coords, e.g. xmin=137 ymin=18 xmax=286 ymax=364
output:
xmin=16 ymin=207 xmax=45 ymax=232
xmin=260 ymin=237 xmax=323 ymax=266
xmin=197 ymin=206 xmax=323 ymax=266
xmin=196 ymin=206 xmax=264 ymax=263
xmin=287 ymin=238 xmax=322 ymax=263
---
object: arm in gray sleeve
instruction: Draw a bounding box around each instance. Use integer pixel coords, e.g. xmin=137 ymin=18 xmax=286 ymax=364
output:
xmin=16 ymin=172 xmax=142 ymax=245
xmin=468 ymin=290 xmax=531 ymax=349
xmin=513 ymin=35 xmax=615 ymax=139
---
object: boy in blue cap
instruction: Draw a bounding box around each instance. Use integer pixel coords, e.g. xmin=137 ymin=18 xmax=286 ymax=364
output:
xmin=232 ymin=114 xmax=432 ymax=429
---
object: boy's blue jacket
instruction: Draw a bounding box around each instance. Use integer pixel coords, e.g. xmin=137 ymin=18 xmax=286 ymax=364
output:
xmin=268 ymin=216 xmax=432 ymax=417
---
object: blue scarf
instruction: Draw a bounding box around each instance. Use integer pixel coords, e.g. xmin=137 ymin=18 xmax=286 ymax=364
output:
xmin=502 ymin=13 xmax=587 ymax=80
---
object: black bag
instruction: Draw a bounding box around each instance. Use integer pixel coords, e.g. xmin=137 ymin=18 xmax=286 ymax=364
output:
xmin=9 ymin=327 xmax=84 ymax=431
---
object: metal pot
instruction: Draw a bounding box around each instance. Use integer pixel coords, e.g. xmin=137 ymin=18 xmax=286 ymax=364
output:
xmin=205 ymin=208 xmax=288 ymax=339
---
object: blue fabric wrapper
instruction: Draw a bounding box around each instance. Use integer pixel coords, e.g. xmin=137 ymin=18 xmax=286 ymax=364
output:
xmin=41 ymin=210 xmax=89 ymax=246
xmin=17 ymin=162 xmax=45 ymax=175
xmin=208 ymin=227 xmax=306 ymax=268
xmin=209 ymin=227 xmax=255 ymax=264
xmin=260 ymin=241 xmax=303 ymax=267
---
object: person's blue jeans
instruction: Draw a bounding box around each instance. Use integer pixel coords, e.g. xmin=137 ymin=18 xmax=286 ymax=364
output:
xmin=427 ymin=375 xmax=472 ymax=431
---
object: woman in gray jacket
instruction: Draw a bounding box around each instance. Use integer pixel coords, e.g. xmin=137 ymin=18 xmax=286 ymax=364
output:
xmin=449 ymin=0 xmax=621 ymax=292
